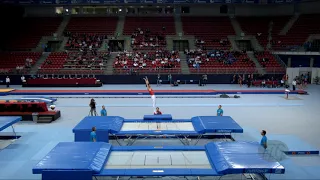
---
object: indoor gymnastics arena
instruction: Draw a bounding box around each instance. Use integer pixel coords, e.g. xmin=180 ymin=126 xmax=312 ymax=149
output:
xmin=0 ymin=1 xmax=320 ymax=180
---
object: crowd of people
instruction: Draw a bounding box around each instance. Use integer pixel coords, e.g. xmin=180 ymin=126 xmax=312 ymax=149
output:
xmin=65 ymin=32 xmax=106 ymax=50
xmin=195 ymin=38 xmax=229 ymax=50
xmin=113 ymin=50 xmax=180 ymax=71
xmin=131 ymin=27 xmax=167 ymax=50
xmin=185 ymin=49 xmax=250 ymax=68
xmin=63 ymin=51 xmax=110 ymax=70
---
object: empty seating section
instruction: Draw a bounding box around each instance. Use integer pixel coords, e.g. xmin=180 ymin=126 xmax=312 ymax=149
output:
xmin=7 ymin=17 xmax=62 ymax=50
xmin=124 ymin=17 xmax=175 ymax=35
xmin=0 ymin=52 xmax=41 ymax=74
xmin=124 ymin=17 xmax=175 ymax=50
xmin=188 ymin=50 xmax=256 ymax=74
xmin=39 ymin=52 xmax=68 ymax=74
xmin=39 ymin=52 xmax=105 ymax=75
xmin=254 ymin=51 xmax=285 ymax=73
xmin=113 ymin=50 xmax=181 ymax=74
xmin=182 ymin=17 xmax=234 ymax=50
xmin=237 ymin=16 xmax=290 ymax=48
xmin=275 ymin=14 xmax=320 ymax=50
xmin=66 ymin=17 xmax=118 ymax=35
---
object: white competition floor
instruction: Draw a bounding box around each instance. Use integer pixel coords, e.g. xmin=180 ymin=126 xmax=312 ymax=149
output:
xmin=120 ymin=122 xmax=195 ymax=131
xmin=105 ymin=151 xmax=211 ymax=169
xmin=0 ymin=84 xmax=320 ymax=180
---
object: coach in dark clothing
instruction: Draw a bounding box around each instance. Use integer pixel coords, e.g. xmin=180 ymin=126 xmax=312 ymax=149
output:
xmin=89 ymin=98 xmax=97 ymax=116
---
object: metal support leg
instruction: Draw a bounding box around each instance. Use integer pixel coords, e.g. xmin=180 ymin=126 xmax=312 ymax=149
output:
xmin=178 ymin=136 xmax=187 ymax=145
xmin=194 ymin=135 xmax=203 ymax=145
xmin=113 ymin=135 xmax=122 ymax=146
xmin=11 ymin=125 xmax=17 ymax=139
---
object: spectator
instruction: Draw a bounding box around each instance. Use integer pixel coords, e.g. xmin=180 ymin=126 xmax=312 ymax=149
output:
xmin=260 ymin=130 xmax=267 ymax=149
xmin=100 ymin=105 xmax=107 ymax=116
xmin=5 ymin=76 xmax=10 ymax=88
xmin=292 ymin=79 xmax=296 ymax=91
xmin=21 ymin=75 xmax=25 ymax=84
xmin=168 ymin=74 xmax=172 ymax=84
xmin=262 ymin=79 xmax=266 ymax=88
xmin=217 ymin=105 xmax=223 ymax=116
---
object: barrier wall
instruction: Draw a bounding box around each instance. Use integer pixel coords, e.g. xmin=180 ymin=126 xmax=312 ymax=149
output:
xmin=0 ymin=74 xmax=283 ymax=85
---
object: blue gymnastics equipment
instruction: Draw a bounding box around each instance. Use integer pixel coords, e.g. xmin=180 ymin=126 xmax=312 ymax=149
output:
xmin=32 ymin=141 xmax=285 ymax=180
xmin=72 ymin=115 xmax=243 ymax=145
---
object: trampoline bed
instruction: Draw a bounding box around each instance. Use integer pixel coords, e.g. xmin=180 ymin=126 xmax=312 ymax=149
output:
xmin=72 ymin=115 xmax=243 ymax=145
xmin=33 ymin=141 xmax=285 ymax=180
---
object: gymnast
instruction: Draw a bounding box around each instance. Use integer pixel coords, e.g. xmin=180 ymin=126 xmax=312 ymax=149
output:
xmin=154 ymin=107 xmax=162 ymax=115
xmin=144 ymin=76 xmax=157 ymax=113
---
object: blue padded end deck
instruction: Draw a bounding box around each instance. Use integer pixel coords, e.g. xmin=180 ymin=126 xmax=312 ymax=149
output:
xmin=192 ymin=116 xmax=243 ymax=133
xmin=143 ymin=114 xmax=172 ymax=120
xmin=72 ymin=116 xmax=124 ymax=133
xmin=0 ymin=116 xmax=22 ymax=131
xmin=205 ymin=142 xmax=285 ymax=175
xmin=33 ymin=142 xmax=111 ymax=174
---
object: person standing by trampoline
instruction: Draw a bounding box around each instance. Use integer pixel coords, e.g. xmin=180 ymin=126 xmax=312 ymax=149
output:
xmin=91 ymin=127 xmax=97 ymax=142
xmin=217 ymin=105 xmax=223 ymax=116
xmin=260 ymin=130 xmax=268 ymax=149
xmin=89 ymin=98 xmax=97 ymax=116
xmin=144 ymin=77 xmax=156 ymax=113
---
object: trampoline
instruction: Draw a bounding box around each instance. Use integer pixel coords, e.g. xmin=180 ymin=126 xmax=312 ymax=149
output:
xmin=20 ymin=96 xmax=57 ymax=104
xmin=0 ymin=116 xmax=21 ymax=138
xmin=32 ymin=141 xmax=285 ymax=180
xmin=72 ymin=115 xmax=243 ymax=145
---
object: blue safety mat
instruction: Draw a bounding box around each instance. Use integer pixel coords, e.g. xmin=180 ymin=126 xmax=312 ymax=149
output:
xmin=73 ymin=116 xmax=124 ymax=133
xmin=33 ymin=142 xmax=111 ymax=174
xmin=192 ymin=116 xmax=243 ymax=133
xmin=143 ymin=114 xmax=172 ymax=120
xmin=0 ymin=116 xmax=22 ymax=131
xmin=206 ymin=142 xmax=285 ymax=174
xmin=73 ymin=115 xmax=243 ymax=143
xmin=33 ymin=142 xmax=285 ymax=178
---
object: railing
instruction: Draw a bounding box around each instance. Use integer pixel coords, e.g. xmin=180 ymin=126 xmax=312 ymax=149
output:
xmin=1 ymin=67 xmax=286 ymax=75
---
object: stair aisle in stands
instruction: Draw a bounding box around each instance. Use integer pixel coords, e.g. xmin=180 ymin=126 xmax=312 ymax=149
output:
xmin=246 ymin=51 xmax=265 ymax=74
xmin=105 ymin=53 xmax=117 ymax=75
xmin=229 ymin=15 xmax=243 ymax=36
xmin=179 ymin=52 xmax=190 ymax=74
xmin=174 ymin=15 xmax=183 ymax=36
xmin=30 ymin=52 xmax=51 ymax=74
xmin=57 ymin=16 xmax=71 ymax=37
xmin=115 ymin=15 xmax=125 ymax=37
xmin=279 ymin=14 xmax=300 ymax=35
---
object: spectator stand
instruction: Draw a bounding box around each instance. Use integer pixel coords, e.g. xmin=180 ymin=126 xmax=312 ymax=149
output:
xmin=113 ymin=50 xmax=181 ymax=74
xmin=186 ymin=49 xmax=256 ymax=74
xmin=254 ymin=51 xmax=286 ymax=74
xmin=38 ymin=50 xmax=110 ymax=75
xmin=0 ymin=52 xmax=42 ymax=75
xmin=123 ymin=17 xmax=175 ymax=51
xmin=182 ymin=16 xmax=234 ymax=50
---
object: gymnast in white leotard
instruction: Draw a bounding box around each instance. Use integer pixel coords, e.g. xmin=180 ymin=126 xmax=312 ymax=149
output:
xmin=144 ymin=77 xmax=156 ymax=113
